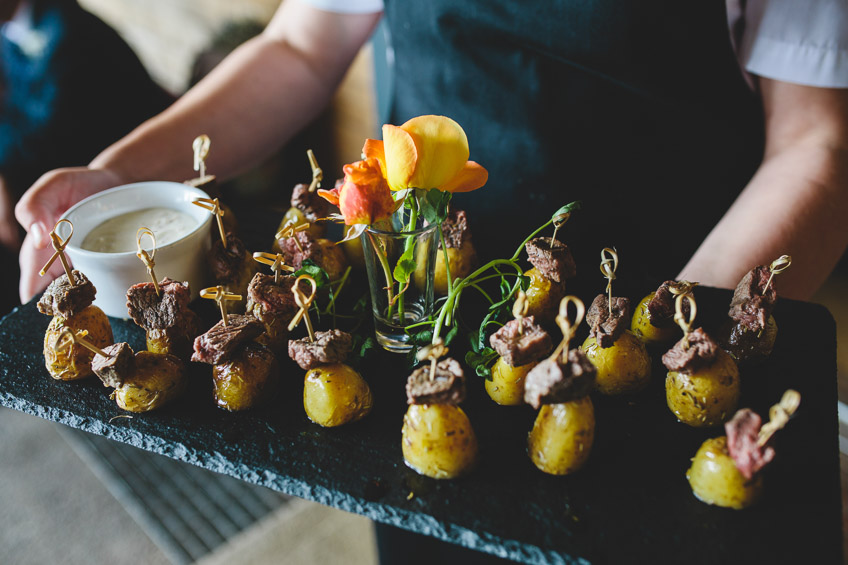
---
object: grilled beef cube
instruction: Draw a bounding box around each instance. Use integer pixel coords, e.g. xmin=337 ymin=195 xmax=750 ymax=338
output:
xmin=406 ymin=358 xmax=466 ymax=405
xmin=191 ymin=314 xmax=264 ymax=365
xmin=587 ymin=294 xmax=630 ymax=348
xmin=489 ymin=316 xmax=552 ymax=367
xmin=37 ymin=270 xmax=96 ymax=318
xmin=525 ymin=237 xmax=576 ymax=283
xmin=524 ymin=349 xmax=596 ymax=409
xmin=287 ymin=329 xmax=353 ymax=370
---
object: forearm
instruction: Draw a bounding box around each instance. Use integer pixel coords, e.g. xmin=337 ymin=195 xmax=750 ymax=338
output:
xmin=90 ymin=4 xmax=380 ymax=183
xmin=678 ymin=141 xmax=848 ymax=300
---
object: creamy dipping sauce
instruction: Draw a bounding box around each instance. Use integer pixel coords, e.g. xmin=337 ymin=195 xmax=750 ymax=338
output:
xmin=81 ymin=207 xmax=198 ymax=253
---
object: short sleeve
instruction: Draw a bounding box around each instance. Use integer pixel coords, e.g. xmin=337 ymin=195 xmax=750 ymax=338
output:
xmin=740 ymin=0 xmax=848 ymax=88
xmin=296 ymin=0 xmax=383 ymax=15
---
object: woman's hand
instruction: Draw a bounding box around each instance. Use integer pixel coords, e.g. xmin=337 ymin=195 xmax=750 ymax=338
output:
xmin=15 ymin=166 xmax=125 ymax=302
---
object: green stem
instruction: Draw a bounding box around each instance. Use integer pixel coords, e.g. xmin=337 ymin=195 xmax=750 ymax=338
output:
xmin=367 ymin=231 xmax=395 ymax=321
xmin=438 ymin=224 xmax=453 ymax=296
xmin=397 ymin=196 xmax=420 ymax=319
xmin=432 ymin=258 xmax=524 ymax=342
xmin=510 ymin=218 xmax=554 ymax=261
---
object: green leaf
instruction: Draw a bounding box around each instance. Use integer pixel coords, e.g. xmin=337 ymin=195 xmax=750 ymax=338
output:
xmin=551 ymin=201 xmax=582 ymax=221
xmin=294 ymin=259 xmax=329 ymax=288
xmin=393 ymin=244 xmax=417 ymax=284
xmin=444 ymin=324 xmax=459 ymax=346
xmin=465 ymin=348 xmax=498 ymax=379
xmin=418 ymin=188 xmax=452 ymax=224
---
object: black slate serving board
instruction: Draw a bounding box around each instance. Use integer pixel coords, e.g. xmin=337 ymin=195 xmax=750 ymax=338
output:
xmin=0 ymin=282 xmax=842 ymax=564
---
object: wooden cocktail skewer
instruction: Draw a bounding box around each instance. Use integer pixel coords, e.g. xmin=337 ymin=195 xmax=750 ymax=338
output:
xmin=253 ymin=251 xmax=295 ymax=284
xmin=136 ymin=227 xmax=160 ymax=297
xmin=39 ymin=219 xmax=76 ymax=285
xmin=192 ymin=197 xmax=227 ymax=247
xmin=275 ymin=220 xmax=309 ymax=253
xmin=764 ymin=255 xmax=792 ymax=295
xmin=200 ymin=285 xmax=242 ymax=327
xmin=306 ymin=149 xmax=323 ymax=193
xmin=416 ymin=337 xmax=449 ymax=381
xmin=550 ymin=295 xmax=585 ymax=362
xmin=513 ymin=290 xmax=529 ymax=336
xmin=668 ymin=280 xmax=699 ymax=297
xmin=193 ymin=134 xmax=211 ymax=180
xmin=599 ymin=247 xmax=618 ymax=315
xmin=758 ymin=389 xmax=801 ymax=446
xmin=53 ymin=327 xmax=108 ymax=358
xmin=550 ymin=209 xmax=571 ymax=249
xmin=288 ymin=274 xmax=318 ymax=341
xmin=673 ymin=293 xmax=697 ymax=350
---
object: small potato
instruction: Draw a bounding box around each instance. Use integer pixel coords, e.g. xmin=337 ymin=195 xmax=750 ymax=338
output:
xmin=272 ymin=208 xmax=325 ymax=252
xmin=114 ymin=352 xmax=185 ymax=413
xmin=486 ymin=357 xmax=536 ymax=406
xmin=250 ymin=312 xmax=289 ymax=355
xmin=147 ymin=327 xmax=195 ymax=363
xmin=582 ymin=331 xmax=651 ymax=395
xmin=524 ymin=267 xmax=565 ymax=327
xmin=719 ymin=315 xmax=778 ymax=366
xmin=630 ymin=293 xmax=679 ymax=346
xmin=418 ymin=241 xmax=477 ymax=295
xmin=44 ymin=305 xmax=113 ymax=381
xmin=316 ymin=239 xmax=349 ymax=282
xmin=303 ymin=363 xmax=372 ymax=427
xmin=212 ymin=343 xmax=279 ymax=411
xmin=687 ymin=436 xmax=763 ymax=509
xmin=666 ymin=349 xmax=740 ymax=427
xmin=528 ymin=396 xmax=594 ymax=475
xmin=402 ymin=404 xmax=478 ymax=479
xmin=340 ymin=236 xmax=366 ymax=271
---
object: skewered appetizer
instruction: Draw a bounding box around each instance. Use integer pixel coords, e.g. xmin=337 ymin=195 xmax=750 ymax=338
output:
xmin=126 ymin=278 xmax=200 ymax=362
xmin=274 ymin=150 xmax=331 ymax=242
xmin=208 ymin=232 xmax=257 ymax=314
xmin=277 ymin=227 xmax=348 ymax=282
xmin=415 ymin=208 xmax=477 ymax=295
xmin=523 ymin=236 xmax=575 ymax=326
xmin=486 ymin=291 xmax=553 ymax=405
xmin=40 ymin=271 xmax=113 ymax=380
xmin=91 ymin=341 xmax=185 ymax=413
xmin=525 ymin=296 xmax=596 ymax=475
xmin=245 ymin=273 xmax=298 ymax=354
xmin=581 ymin=249 xmax=651 ymax=395
xmin=717 ymin=256 xmax=791 ymax=365
xmin=687 ymin=390 xmax=800 ymax=509
xmin=631 ymin=280 xmax=698 ymax=346
xmin=192 ymin=313 xmax=278 ymax=411
xmin=403 ymin=344 xmax=478 ymax=479
xmin=289 ymin=329 xmax=372 ymax=427
xmin=664 ymin=294 xmax=740 ymax=427
xmin=285 ymin=274 xmax=372 ymax=427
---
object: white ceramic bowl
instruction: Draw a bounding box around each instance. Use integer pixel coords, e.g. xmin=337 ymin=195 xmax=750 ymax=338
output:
xmin=61 ymin=181 xmax=213 ymax=318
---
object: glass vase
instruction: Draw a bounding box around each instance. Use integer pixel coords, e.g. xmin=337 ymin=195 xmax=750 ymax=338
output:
xmin=362 ymin=216 xmax=438 ymax=353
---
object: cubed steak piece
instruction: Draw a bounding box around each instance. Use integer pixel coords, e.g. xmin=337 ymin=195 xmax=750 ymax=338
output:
xmin=489 ymin=315 xmax=552 ymax=367
xmin=37 ymin=270 xmax=96 ymax=318
xmin=406 ymin=358 xmax=466 ymax=405
xmin=288 ymin=329 xmax=353 ymax=370
xmin=192 ymin=314 xmax=264 ymax=365
xmin=524 ymin=349 xmax=596 ymax=409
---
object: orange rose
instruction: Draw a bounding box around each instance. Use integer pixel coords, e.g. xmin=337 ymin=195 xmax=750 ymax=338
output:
xmin=363 ymin=115 xmax=488 ymax=192
xmin=318 ymin=158 xmax=395 ymax=226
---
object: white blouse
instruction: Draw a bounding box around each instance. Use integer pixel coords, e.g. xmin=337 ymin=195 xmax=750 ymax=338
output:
xmin=301 ymin=0 xmax=848 ymax=89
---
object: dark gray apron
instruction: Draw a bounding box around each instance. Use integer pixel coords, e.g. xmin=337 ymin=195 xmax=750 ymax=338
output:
xmin=383 ymin=0 xmax=763 ymax=295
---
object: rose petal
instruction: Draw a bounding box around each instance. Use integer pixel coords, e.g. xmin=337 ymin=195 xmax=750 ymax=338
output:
xmin=438 ymin=161 xmax=488 ymax=193
xmin=401 ymin=115 xmax=469 ymax=190
xmin=317 ymin=187 xmax=341 ymax=206
xmin=382 ymin=124 xmax=418 ymax=191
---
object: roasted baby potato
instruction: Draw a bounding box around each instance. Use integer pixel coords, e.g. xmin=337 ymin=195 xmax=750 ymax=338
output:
xmin=114 ymin=351 xmax=185 ymax=413
xmin=524 ymin=267 xmax=565 ymax=326
xmin=582 ymin=331 xmax=651 ymax=395
xmin=630 ymin=293 xmax=679 ymax=346
xmin=430 ymin=241 xmax=477 ymax=295
xmin=273 ymin=208 xmax=325 ymax=247
xmin=402 ymin=404 xmax=478 ymax=479
xmin=687 ymin=436 xmax=763 ymax=509
xmin=340 ymin=236 xmax=366 ymax=271
xmin=666 ymin=349 xmax=740 ymax=427
xmin=719 ymin=315 xmax=778 ymax=366
xmin=303 ymin=363 xmax=372 ymax=427
xmin=44 ymin=305 xmax=113 ymax=381
xmin=486 ymin=357 xmax=536 ymax=406
xmin=316 ymin=238 xmax=348 ymax=282
xmin=212 ymin=343 xmax=279 ymax=411
xmin=528 ymin=396 xmax=594 ymax=475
